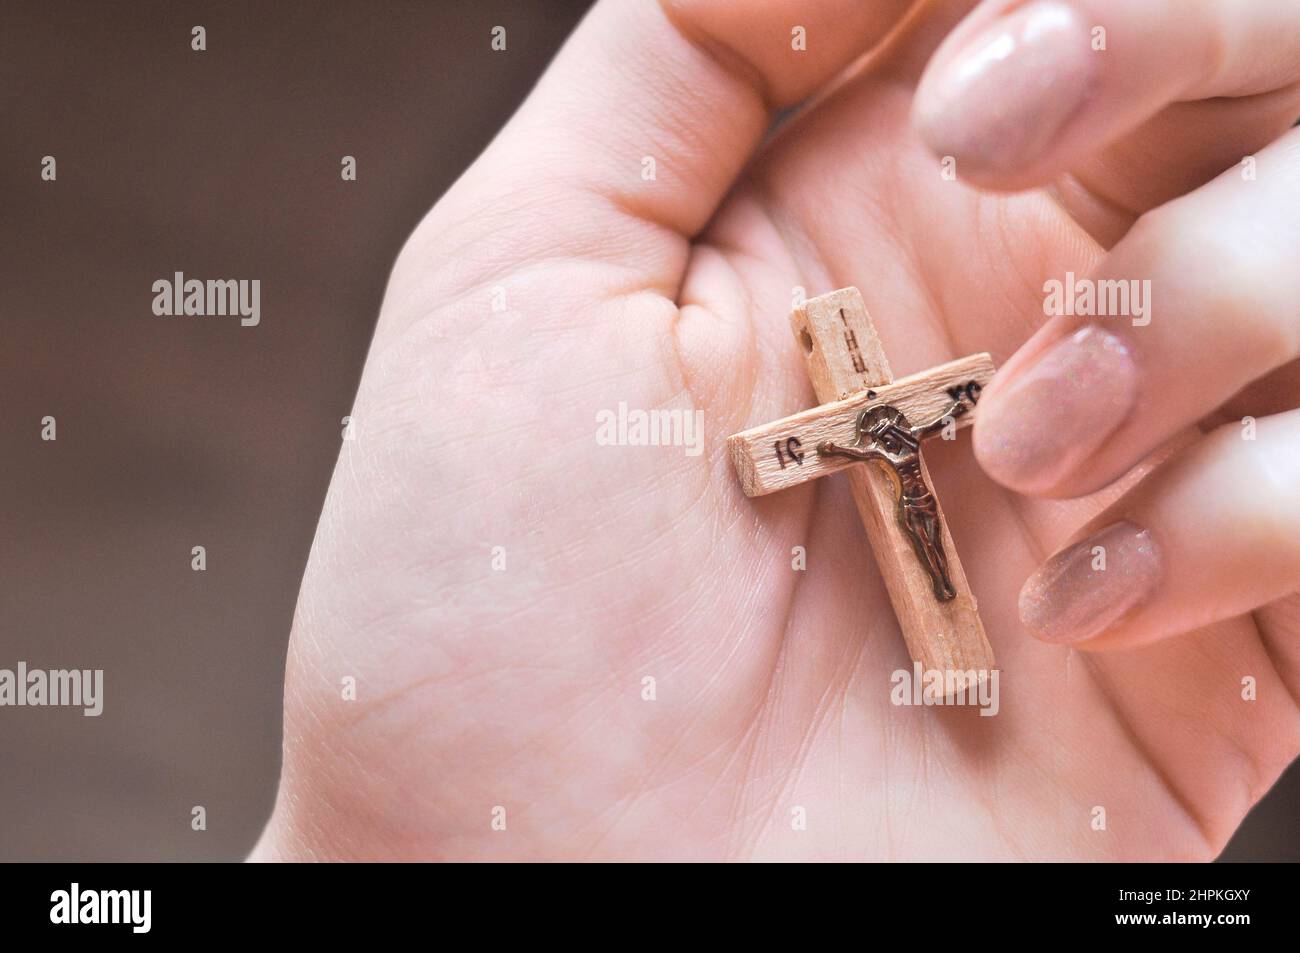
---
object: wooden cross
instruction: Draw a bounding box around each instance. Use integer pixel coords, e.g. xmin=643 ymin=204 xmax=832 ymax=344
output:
xmin=728 ymin=287 xmax=996 ymax=683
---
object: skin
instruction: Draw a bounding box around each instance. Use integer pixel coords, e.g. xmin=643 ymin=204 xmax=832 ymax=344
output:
xmin=251 ymin=0 xmax=1300 ymax=860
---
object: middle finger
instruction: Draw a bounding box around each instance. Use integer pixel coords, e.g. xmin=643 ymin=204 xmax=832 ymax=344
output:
xmin=973 ymin=125 xmax=1300 ymax=498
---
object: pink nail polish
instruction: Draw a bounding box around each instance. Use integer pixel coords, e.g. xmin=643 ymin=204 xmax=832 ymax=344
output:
xmin=914 ymin=0 xmax=1096 ymax=173
xmin=1019 ymin=521 xmax=1160 ymax=643
xmin=974 ymin=325 xmax=1137 ymax=493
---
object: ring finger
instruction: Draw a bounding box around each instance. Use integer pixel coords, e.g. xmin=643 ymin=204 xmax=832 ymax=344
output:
xmin=1019 ymin=408 xmax=1300 ymax=648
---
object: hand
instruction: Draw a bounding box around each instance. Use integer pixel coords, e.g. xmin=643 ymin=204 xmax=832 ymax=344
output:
xmin=252 ymin=0 xmax=1300 ymax=861
xmin=920 ymin=2 xmax=1300 ymax=657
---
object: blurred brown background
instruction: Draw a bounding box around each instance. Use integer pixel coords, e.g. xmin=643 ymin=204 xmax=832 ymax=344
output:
xmin=0 ymin=0 xmax=1294 ymax=861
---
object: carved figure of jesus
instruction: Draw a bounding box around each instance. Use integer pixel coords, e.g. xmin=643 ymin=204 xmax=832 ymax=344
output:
xmin=818 ymin=399 xmax=968 ymax=601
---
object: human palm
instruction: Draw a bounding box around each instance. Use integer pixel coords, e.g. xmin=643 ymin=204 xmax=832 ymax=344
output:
xmin=253 ymin=0 xmax=1300 ymax=860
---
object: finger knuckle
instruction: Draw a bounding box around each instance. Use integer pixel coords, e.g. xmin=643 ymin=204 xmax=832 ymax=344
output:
xmin=1137 ymin=210 xmax=1299 ymax=369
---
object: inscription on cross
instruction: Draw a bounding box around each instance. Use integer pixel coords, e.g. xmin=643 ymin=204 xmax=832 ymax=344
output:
xmin=728 ymin=288 xmax=996 ymax=684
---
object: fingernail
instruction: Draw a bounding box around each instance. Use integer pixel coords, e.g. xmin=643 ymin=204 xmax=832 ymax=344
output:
xmin=1020 ymin=521 xmax=1160 ymax=643
xmin=974 ymin=326 xmax=1137 ymax=493
xmin=914 ymin=1 xmax=1096 ymax=173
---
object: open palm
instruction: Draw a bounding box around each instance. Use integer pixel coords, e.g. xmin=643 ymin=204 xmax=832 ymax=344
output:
xmin=253 ymin=0 xmax=1300 ymax=860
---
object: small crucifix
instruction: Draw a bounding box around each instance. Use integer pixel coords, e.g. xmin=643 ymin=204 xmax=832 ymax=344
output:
xmin=727 ymin=287 xmax=996 ymax=684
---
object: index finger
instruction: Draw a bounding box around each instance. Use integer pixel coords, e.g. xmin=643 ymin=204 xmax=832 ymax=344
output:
xmin=912 ymin=0 xmax=1300 ymax=190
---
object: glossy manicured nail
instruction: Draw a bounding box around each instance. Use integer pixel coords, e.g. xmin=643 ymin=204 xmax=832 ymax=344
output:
xmin=1020 ymin=521 xmax=1160 ymax=643
xmin=914 ymin=1 xmax=1096 ymax=173
xmin=974 ymin=326 xmax=1137 ymax=493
